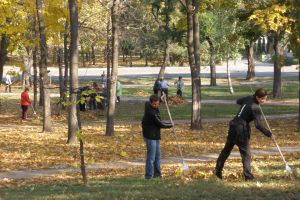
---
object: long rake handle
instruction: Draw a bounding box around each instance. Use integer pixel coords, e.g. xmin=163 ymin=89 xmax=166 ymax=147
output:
xmin=258 ymin=105 xmax=288 ymax=165
xmin=162 ymin=93 xmax=185 ymax=162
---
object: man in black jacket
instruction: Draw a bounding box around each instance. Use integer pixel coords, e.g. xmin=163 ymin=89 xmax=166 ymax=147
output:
xmin=142 ymin=94 xmax=173 ymax=180
xmin=214 ymin=88 xmax=274 ymax=180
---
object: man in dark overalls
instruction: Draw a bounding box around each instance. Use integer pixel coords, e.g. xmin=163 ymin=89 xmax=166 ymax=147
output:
xmin=214 ymin=88 xmax=274 ymax=180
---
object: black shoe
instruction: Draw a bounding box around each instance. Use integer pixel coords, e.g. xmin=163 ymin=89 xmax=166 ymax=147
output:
xmin=213 ymin=170 xmax=222 ymax=179
xmin=245 ymin=176 xmax=255 ymax=181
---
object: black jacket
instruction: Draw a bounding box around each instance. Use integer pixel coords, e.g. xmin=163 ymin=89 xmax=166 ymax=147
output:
xmin=231 ymin=95 xmax=272 ymax=137
xmin=142 ymin=102 xmax=172 ymax=140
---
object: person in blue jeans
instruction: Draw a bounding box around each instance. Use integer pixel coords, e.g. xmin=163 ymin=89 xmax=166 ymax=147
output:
xmin=142 ymin=94 xmax=173 ymax=180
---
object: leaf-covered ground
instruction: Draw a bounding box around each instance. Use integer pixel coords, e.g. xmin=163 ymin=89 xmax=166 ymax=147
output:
xmin=0 ymin=117 xmax=299 ymax=172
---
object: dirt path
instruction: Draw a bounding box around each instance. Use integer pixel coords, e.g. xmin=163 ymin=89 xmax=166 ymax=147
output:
xmin=0 ymin=146 xmax=299 ymax=180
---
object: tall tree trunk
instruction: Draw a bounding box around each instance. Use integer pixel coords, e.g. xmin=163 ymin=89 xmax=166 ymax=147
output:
xmin=23 ymin=49 xmax=33 ymax=87
xmin=206 ymin=37 xmax=216 ymax=86
xmin=246 ymin=40 xmax=255 ymax=80
xmin=186 ymin=0 xmax=201 ymax=130
xmin=36 ymin=0 xmax=52 ymax=132
xmin=33 ymin=47 xmax=38 ymax=111
xmin=67 ymin=0 xmax=80 ymax=144
xmin=0 ymin=34 xmax=9 ymax=82
xmin=273 ymin=34 xmax=283 ymax=98
xmin=106 ymin=0 xmax=119 ymax=136
xmin=63 ymin=22 xmax=69 ymax=108
xmin=191 ymin=0 xmax=202 ymax=130
xmin=158 ymin=39 xmax=170 ymax=79
xmin=58 ymin=47 xmax=64 ymax=115
xmin=106 ymin=15 xmax=111 ymax=109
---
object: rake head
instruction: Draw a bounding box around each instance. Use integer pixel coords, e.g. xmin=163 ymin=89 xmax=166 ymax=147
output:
xmin=285 ymin=164 xmax=292 ymax=173
xmin=182 ymin=161 xmax=189 ymax=171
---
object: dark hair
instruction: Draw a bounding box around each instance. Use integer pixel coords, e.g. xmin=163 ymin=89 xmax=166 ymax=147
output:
xmin=149 ymin=94 xmax=160 ymax=102
xmin=254 ymin=88 xmax=268 ymax=98
xmin=179 ymin=76 xmax=182 ymax=79
xmin=24 ymin=87 xmax=30 ymax=92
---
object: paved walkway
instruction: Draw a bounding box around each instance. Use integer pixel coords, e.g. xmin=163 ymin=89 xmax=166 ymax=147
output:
xmin=0 ymin=146 xmax=299 ymax=180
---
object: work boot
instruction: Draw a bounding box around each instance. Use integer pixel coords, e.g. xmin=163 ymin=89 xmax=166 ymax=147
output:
xmin=213 ymin=169 xmax=222 ymax=179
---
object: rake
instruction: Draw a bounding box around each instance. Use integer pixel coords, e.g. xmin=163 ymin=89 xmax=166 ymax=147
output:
xmin=161 ymin=93 xmax=188 ymax=171
xmin=258 ymin=104 xmax=292 ymax=172
xmin=31 ymin=104 xmax=37 ymax=116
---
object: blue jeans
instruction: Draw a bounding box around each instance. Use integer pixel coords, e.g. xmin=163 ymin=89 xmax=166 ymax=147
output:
xmin=144 ymin=138 xmax=161 ymax=179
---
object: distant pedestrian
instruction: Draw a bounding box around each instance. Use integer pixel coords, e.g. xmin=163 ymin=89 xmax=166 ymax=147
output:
xmin=213 ymin=88 xmax=274 ymax=181
xmin=116 ymin=80 xmax=122 ymax=103
xmin=159 ymin=78 xmax=169 ymax=99
xmin=21 ymin=87 xmax=31 ymax=120
xmin=174 ymin=76 xmax=184 ymax=98
xmin=142 ymin=94 xmax=173 ymax=180
xmin=153 ymin=79 xmax=161 ymax=95
xmin=5 ymin=72 xmax=12 ymax=93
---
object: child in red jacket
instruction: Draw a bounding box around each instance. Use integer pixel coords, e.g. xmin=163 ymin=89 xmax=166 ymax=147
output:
xmin=21 ymin=87 xmax=31 ymax=120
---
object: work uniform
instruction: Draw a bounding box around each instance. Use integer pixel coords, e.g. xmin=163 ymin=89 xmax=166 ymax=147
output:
xmin=215 ymin=95 xmax=272 ymax=180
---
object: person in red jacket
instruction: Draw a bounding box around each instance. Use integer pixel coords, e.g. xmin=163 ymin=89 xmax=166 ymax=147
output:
xmin=21 ymin=87 xmax=31 ymax=120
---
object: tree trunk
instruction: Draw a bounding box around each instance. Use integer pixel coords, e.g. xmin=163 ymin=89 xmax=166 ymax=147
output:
xmin=273 ymin=34 xmax=283 ymax=98
xmin=227 ymin=48 xmax=234 ymax=94
xmin=186 ymin=0 xmax=202 ymax=130
xmin=36 ymin=0 xmax=52 ymax=132
xmin=246 ymin=40 xmax=255 ymax=80
xmin=0 ymin=34 xmax=9 ymax=82
xmin=76 ymin=95 xmax=87 ymax=185
xmin=158 ymin=39 xmax=170 ymax=79
xmin=206 ymin=37 xmax=216 ymax=86
xmin=67 ymin=0 xmax=80 ymax=143
xmin=191 ymin=0 xmax=202 ymax=130
xmin=58 ymin=47 xmax=64 ymax=115
xmin=106 ymin=0 xmax=119 ymax=136
xmin=23 ymin=49 xmax=33 ymax=87
xmin=63 ymin=22 xmax=69 ymax=109
xmin=266 ymin=35 xmax=273 ymax=54
xmin=33 ymin=47 xmax=38 ymax=111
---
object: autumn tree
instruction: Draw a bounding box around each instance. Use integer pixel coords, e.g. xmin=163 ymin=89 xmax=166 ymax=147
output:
xmin=67 ymin=0 xmax=79 ymax=143
xmin=250 ymin=2 xmax=294 ymax=98
xmin=36 ymin=0 xmax=52 ymax=132
xmin=185 ymin=0 xmax=202 ymax=130
xmin=106 ymin=0 xmax=120 ymax=136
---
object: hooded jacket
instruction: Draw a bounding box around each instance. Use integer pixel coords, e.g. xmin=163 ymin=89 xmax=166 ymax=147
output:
xmin=142 ymin=102 xmax=172 ymax=140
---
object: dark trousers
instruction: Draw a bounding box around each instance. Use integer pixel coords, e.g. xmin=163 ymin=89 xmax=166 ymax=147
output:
xmin=5 ymin=84 xmax=11 ymax=92
xmin=176 ymin=89 xmax=182 ymax=97
xmin=21 ymin=105 xmax=28 ymax=120
xmin=215 ymin=123 xmax=254 ymax=180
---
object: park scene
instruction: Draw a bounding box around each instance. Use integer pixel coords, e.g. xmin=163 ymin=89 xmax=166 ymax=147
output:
xmin=0 ymin=0 xmax=299 ymax=199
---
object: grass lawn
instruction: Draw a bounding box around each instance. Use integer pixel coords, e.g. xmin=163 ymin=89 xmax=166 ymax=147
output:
xmin=0 ymin=159 xmax=299 ymax=200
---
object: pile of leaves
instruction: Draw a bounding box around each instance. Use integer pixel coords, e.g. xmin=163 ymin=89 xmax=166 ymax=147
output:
xmin=167 ymin=95 xmax=188 ymax=105
xmin=133 ymin=91 xmax=150 ymax=97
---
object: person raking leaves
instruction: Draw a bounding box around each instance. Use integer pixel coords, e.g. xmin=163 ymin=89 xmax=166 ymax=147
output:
xmin=142 ymin=94 xmax=173 ymax=180
xmin=213 ymin=88 xmax=275 ymax=181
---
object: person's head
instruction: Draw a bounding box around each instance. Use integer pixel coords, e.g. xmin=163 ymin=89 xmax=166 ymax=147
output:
xmin=179 ymin=76 xmax=182 ymax=80
xmin=254 ymin=88 xmax=268 ymax=104
xmin=24 ymin=87 xmax=30 ymax=92
xmin=149 ymin=94 xmax=160 ymax=109
xmin=159 ymin=78 xmax=163 ymax=81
